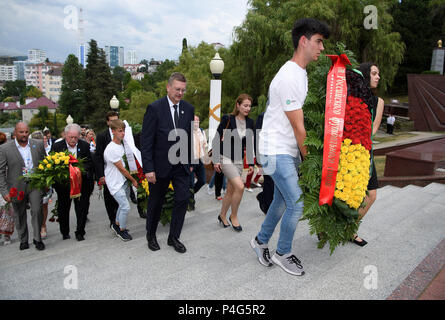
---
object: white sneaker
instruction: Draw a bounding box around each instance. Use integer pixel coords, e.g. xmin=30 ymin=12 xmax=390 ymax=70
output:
xmin=245 ymin=188 xmax=253 ymax=192
xmin=207 ymin=185 xmax=214 ymax=195
xmin=253 ymin=182 xmax=262 ymax=187
xmin=250 ymin=237 xmax=273 ymax=267
xmin=271 ymin=252 xmax=305 ymax=276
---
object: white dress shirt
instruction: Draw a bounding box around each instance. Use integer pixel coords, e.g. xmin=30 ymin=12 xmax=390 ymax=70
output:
xmin=15 ymin=139 xmax=33 ymax=171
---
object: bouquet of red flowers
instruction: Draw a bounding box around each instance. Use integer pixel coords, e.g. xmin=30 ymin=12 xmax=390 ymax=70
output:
xmin=0 ymin=188 xmax=25 ymax=236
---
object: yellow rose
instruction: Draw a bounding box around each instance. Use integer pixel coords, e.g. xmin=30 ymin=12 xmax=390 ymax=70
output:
xmin=347 ymin=154 xmax=356 ymax=163
xmin=343 ymin=174 xmax=352 ymax=181
xmin=341 ymin=146 xmax=349 ymax=154
xmin=55 ymin=159 xmax=60 ymax=165
xmin=46 ymin=164 xmax=51 ymax=169
xmin=336 ymin=181 xmax=345 ymax=190
xmin=334 ymin=190 xmax=342 ymax=198
xmin=39 ymin=164 xmax=44 ymax=170
xmin=343 ymin=139 xmax=352 ymax=146
xmin=64 ymin=159 xmax=69 ymax=165
xmin=43 ymin=159 xmax=48 ymax=164
xmin=343 ymin=187 xmax=352 ymax=195
xmin=343 ymin=180 xmax=352 ymax=188
xmin=341 ymin=167 xmax=348 ymax=175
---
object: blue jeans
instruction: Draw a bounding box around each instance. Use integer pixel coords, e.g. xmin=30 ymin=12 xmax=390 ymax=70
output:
xmin=112 ymin=182 xmax=131 ymax=230
xmin=257 ymin=154 xmax=304 ymax=255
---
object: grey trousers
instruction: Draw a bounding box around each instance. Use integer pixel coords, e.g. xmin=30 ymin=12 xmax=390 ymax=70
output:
xmin=12 ymin=187 xmax=43 ymax=244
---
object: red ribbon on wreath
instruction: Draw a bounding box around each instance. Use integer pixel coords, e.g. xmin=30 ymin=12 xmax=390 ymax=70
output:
xmin=69 ymin=154 xmax=82 ymax=199
xmin=319 ymin=54 xmax=351 ymax=206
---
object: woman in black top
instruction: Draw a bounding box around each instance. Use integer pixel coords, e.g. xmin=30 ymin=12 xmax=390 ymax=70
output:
xmin=212 ymin=94 xmax=255 ymax=231
xmin=354 ymin=62 xmax=384 ymax=246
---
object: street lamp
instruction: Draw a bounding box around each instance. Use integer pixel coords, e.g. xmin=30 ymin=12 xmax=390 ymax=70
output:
xmin=110 ymin=95 xmax=119 ymax=111
xmin=209 ymin=52 xmax=224 ymax=79
xmin=208 ymin=53 xmax=224 ymax=154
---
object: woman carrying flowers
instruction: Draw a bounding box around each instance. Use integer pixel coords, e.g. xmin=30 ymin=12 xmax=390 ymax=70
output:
xmin=349 ymin=62 xmax=384 ymax=246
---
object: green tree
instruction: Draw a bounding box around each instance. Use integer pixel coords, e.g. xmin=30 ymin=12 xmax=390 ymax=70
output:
xmin=112 ymin=66 xmax=127 ymax=92
xmin=84 ymin=39 xmax=117 ymax=132
xmin=232 ymin=0 xmax=405 ymax=97
xmin=173 ymin=42 xmax=216 ymax=126
xmin=182 ymin=38 xmax=188 ymax=53
xmin=119 ymin=90 xmax=157 ymax=124
xmin=0 ymin=80 xmax=26 ymax=102
xmin=390 ymin=0 xmax=445 ymax=93
xmin=59 ymin=54 xmax=85 ymax=123
xmin=123 ymin=79 xmax=143 ymax=99
xmin=26 ymin=86 xmax=43 ymax=98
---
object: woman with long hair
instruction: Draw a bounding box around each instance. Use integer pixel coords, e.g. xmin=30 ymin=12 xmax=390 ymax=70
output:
xmin=213 ymin=94 xmax=255 ymax=231
xmin=353 ymin=62 xmax=384 ymax=246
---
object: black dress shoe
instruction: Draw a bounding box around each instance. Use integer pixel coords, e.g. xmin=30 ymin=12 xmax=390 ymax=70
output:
xmin=147 ymin=236 xmax=160 ymax=251
xmin=167 ymin=236 xmax=186 ymax=253
xmin=351 ymin=235 xmax=367 ymax=247
xmin=20 ymin=242 xmax=29 ymax=250
xmin=229 ymin=216 xmax=242 ymax=232
xmin=75 ymin=234 xmax=85 ymax=241
xmin=62 ymin=234 xmax=71 ymax=240
xmin=33 ymin=239 xmax=45 ymax=251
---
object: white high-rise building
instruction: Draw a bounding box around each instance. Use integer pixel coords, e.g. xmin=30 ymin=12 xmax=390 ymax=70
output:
xmin=28 ymin=49 xmax=46 ymax=63
xmin=127 ymin=50 xmax=137 ymax=64
xmin=0 ymin=65 xmax=17 ymax=81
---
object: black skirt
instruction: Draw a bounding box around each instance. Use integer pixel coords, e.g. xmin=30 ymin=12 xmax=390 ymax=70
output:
xmin=367 ymin=156 xmax=378 ymax=190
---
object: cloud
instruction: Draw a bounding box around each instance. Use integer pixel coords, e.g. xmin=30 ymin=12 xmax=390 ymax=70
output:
xmin=0 ymin=0 xmax=248 ymax=62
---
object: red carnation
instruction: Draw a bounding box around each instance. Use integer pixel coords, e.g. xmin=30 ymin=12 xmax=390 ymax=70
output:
xmin=9 ymin=187 xmax=18 ymax=198
xmin=17 ymin=191 xmax=25 ymax=201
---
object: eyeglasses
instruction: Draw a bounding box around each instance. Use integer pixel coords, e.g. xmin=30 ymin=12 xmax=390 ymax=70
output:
xmin=173 ymin=88 xmax=186 ymax=94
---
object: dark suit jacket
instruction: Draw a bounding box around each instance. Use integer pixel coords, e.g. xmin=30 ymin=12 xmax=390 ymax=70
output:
xmin=94 ymin=128 xmax=112 ymax=181
xmin=212 ymin=114 xmax=255 ymax=165
xmin=141 ymin=96 xmax=195 ymax=178
xmin=51 ymin=139 xmax=94 ymax=181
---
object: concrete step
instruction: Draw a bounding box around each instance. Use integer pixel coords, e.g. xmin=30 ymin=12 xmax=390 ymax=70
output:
xmin=0 ymin=183 xmax=443 ymax=300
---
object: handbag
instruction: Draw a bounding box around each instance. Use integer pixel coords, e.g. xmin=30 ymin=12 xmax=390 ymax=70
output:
xmin=0 ymin=204 xmax=15 ymax=236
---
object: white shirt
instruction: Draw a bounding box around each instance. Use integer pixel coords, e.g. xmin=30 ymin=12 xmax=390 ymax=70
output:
xmin=104 ymin=141 xmax=126 ymax=196
xmin=15 ymin=139 xmax=33 ymax=171
xmin=259 ymin=61 xmax=308 ymax=157
xmin=66 ymin=142 xmax=78 ymax=158
xmin=387 ymin=116 xmax=395 ymax=125
xmin=167 ymin=96 xmax=181 ymax=132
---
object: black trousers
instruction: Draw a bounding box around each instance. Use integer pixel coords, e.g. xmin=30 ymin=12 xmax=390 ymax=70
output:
xmin=214 ymin=171 xmax=225 ymax=197
xmin=146 ymin=164 xmax=190 ymax=239
xmin=256 ymin=174 xmax=274 ymax=214
xmin=103 ymin=183 xmax=119 ymax=225
xmin=55 ymin=178 xmax=94 ymax=237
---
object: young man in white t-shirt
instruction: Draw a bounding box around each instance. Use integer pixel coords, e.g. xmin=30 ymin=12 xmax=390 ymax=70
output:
xmin=104 ymin=119 xmax=138 ymax=241
xmin=251 ymin=18 xmax=330 ymax=276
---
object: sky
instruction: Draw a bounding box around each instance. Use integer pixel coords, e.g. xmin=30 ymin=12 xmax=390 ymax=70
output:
xmin=0 ymin=0 xmax=249 ymax=63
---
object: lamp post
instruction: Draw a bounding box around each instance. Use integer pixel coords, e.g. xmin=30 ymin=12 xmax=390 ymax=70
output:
xmin=110 ymin=95 xmax=119 ymax=112
xmin=208 ymin=53 xmax=224 ymax=150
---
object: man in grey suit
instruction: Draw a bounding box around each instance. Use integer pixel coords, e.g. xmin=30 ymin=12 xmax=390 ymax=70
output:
xmin=0 ymin=122 xmax=46 ymax=251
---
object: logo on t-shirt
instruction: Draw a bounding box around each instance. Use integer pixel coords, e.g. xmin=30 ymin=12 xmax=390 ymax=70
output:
xmin=286 ymin=99 xmax=291 ymax=105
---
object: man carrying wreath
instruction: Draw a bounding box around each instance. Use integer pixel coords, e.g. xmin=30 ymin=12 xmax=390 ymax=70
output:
xmin=51 ymin=123 xmax=95 ymax=241
xmin=0 ymin=122 xmax=46 ymax=251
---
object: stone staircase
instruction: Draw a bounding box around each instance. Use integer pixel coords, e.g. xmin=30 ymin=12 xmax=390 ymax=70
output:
xmin=1 ymin=183 xmax=444 ymax=299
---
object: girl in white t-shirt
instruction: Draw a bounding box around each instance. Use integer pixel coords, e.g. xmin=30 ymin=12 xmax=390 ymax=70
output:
xmin=104 ymin=120 xmax=138 ymax=242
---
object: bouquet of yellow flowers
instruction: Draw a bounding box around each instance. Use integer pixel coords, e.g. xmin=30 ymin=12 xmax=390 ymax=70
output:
xmin=24 ymin=151 xmax=84 ymax=190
